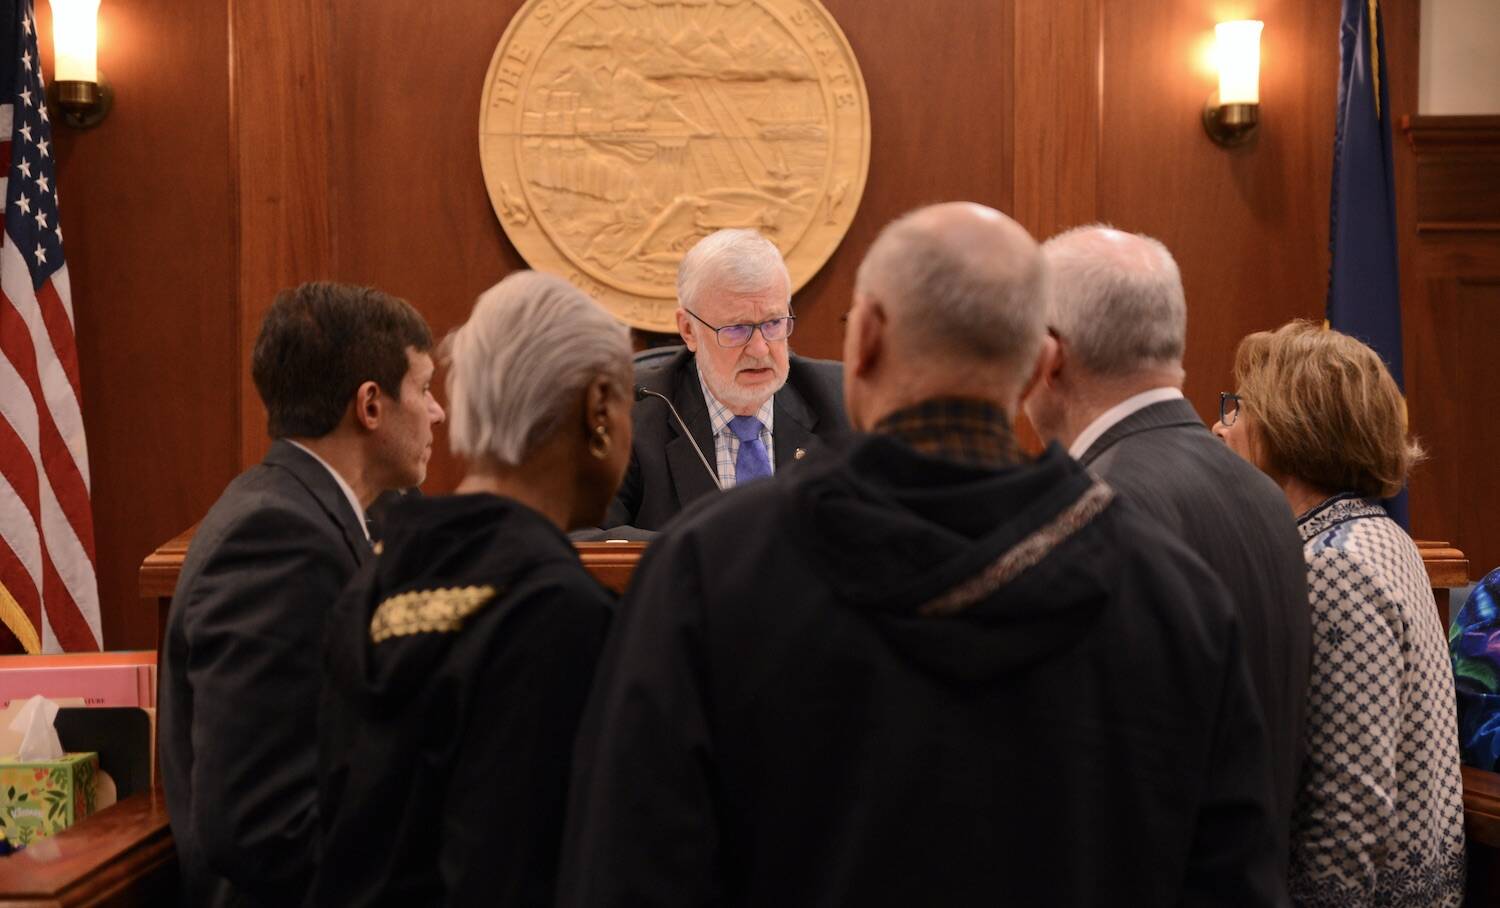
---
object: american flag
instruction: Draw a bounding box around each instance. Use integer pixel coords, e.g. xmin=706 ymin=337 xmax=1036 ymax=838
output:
xmin=0 ymin=0 xmax=100 ymax=652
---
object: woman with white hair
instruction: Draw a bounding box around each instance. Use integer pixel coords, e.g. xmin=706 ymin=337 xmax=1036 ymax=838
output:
xmin=311 ymin=270 xmax=634 ymax=905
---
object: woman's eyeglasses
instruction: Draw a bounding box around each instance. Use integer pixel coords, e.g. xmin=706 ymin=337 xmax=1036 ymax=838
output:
xmin=1219 ymin=392 xmax=1243 ymax=427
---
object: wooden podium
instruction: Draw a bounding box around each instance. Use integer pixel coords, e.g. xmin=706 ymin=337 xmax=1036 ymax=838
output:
xmin=1 ymin=530 xmax=1490 ymax=905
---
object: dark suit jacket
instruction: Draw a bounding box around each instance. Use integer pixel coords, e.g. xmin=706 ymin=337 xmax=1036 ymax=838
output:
xmin=1081 ymin=397 xmax=1311 ymax=876
xmin=602 ymin=347 xmax=847 ymax=532
xmin=159 ymin=440 xmax=371 ymax=907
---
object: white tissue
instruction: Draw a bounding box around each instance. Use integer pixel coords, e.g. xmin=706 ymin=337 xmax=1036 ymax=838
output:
xmin=8 ymin=695 xmax=64 ymax=761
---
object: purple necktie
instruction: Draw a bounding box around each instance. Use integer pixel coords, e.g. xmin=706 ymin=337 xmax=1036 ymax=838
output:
xmin=728 ymin=415 xmax=771 ymax=485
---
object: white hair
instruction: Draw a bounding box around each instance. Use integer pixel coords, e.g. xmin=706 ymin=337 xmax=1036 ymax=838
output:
xmin=676 ymin=229 xmax=790 ymax=312
xmin=855 ymin=209 xmax=1048 ymax=382
xmin=1041 ymin=225 xmax=1186 ymax=375
xmin=445 ymin=271 xmax=631 ymax=466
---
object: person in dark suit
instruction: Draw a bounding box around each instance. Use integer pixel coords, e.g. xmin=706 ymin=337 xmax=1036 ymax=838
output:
xmin=313 ymin=271 xmax=632 ymax=906
xmin=601 ymin=228 xmax=847 ymax=532
xmin=1022 ymin=225 xmax=1311 ymax=877
xmin=560 ymin=203 xmax=1282 ymax=906
xmin=158 ymin=282 xmax=445 ymax=907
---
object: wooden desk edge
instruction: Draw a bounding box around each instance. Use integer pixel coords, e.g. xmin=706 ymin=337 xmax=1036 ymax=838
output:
xmin=140 ymin=527 xmax=649 ymax=600
xmin=1416 ymin=541 xmax=1471 ymax=588
xmin=0 ymin=789 xmax=175 ymax=904
xmin=144 ymin=531 xmax=1472 ymax=599
xmin=137 ymin=526 xmax=196 ymax=600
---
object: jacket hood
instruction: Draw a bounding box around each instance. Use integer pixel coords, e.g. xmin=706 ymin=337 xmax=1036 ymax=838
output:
xmin=791 ymin=436 xmax=1118 ymax=683
xmin=323 ymin=494 xmax=577 ymax=709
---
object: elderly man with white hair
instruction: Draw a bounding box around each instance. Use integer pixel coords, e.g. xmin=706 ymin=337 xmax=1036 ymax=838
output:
xmin=1022 ymin=225 xmax=1310 ymax=879
xmin=601 ymin=228 xmax=847 ymax=532
xmin=559 ymin=203 xmax=1283 ymax=906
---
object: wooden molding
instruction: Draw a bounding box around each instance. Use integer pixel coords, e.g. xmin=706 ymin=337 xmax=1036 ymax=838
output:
xmin=1403 ymin=115 xmax=1500 ymax=151
xmin=1405 ymin=118 xmax=1500 ymax=236
xmin=140 ymin=529 xmax=649 ymax=602
xmin=137 ymin=525 xmax=199 ymax=601
xmin=1416 ymin=221 xmax=1500 ymax=234
xmin=1416 ymin=541 xmax=1470 ymax=588
xmin=576 ymin=543 xmax=648 ymax=595
xmin=143 ymin=528 xmax=1472 ymax=615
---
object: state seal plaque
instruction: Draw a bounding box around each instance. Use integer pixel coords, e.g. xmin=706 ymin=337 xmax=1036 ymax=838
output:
xmin=480 ymin=0 xmax=870 ymax=333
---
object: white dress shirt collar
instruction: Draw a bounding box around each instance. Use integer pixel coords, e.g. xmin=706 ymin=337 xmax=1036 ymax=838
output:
xmin=284 ymin=439 xmax=370 ymax=540
xmin=1067 ymin=387 xmax=1184 ymax=460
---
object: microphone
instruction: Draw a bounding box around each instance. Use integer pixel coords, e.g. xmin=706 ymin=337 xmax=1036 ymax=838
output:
xmin=636 ymin=386 xmax=723 ymax=490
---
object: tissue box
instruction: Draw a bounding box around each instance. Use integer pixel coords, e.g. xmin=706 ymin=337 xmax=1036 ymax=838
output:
xmin=0 ymin=752 xmax=98 ymax=846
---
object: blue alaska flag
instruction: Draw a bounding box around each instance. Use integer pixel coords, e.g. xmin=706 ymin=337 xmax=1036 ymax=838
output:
xmin=1329 ymin=0 xmax=1408 ymax=527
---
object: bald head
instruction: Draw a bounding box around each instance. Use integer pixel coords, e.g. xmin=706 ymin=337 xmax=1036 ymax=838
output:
xmin=842 ymin=203 xmax=1051 ymax=430
xmin=1042 ymin=225 xmax=1186 ymax=376
xmin=855 ymin=202 xmax=1047 ymax=377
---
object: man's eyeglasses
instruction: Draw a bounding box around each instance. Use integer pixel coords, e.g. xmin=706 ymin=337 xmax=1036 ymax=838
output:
xmin=1219 ymin=392 xmax=1243 ymax=427
xmin=684 ymin=308 xmax=796 ymax=348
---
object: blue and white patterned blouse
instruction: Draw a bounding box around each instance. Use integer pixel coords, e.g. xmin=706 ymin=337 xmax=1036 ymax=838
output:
xmin=1290 ymin=494 xmax=1465 ymax=907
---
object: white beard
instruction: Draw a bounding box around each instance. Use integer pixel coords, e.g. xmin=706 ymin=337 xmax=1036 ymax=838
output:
xmin=702 ymin=354 xmax=788 ymax=414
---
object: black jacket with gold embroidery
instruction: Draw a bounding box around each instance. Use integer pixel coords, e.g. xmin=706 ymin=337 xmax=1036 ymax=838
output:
xmin=312 ymin=494 xmax=612 ymax=907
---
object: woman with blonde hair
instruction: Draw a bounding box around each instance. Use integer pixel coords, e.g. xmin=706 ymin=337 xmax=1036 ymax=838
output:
xmin=312 ymin=271 xmax=634 ymax=905
xmin=1213 ymin=319 xmax=1464 ymax=906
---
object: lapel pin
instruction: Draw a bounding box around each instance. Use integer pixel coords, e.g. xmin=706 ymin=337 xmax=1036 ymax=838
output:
xmin=794 ymin=448 xmax=807 ymax=460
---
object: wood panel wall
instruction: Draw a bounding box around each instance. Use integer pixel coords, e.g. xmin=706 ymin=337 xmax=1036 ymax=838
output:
xmin=37 ymin=0 xmax=238 ymax=650
xmin=35 ymin=0 xmax=1467 ymax=648
xmin=1402 ymin=115 xmax=1500 ymax=575
xmin=229 ymin=0 xmax=338 ymax=469
xmin=1097 ymin=0 xmax=1353 ymax=409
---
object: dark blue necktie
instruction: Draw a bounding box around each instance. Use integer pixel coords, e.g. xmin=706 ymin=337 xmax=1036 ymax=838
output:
xmin=728 ymin=415 xmax=771 ymax=485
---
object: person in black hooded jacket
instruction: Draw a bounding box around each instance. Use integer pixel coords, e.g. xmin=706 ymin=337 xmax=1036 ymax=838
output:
xmin=557 ymin=203 xmax=1284 ymax=907
xmin=310 ymin=271 xmax=635 ymax=906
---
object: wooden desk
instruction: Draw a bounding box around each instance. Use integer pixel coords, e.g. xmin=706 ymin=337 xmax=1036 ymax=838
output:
xmin=142 ymin=535 xmax=1477 ymax=642
xmin=0 ymin=790 xmax=174 ymax=907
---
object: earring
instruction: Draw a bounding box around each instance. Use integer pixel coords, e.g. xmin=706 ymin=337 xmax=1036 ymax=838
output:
xmin=589 ymin=424 xmax=611 ymax=460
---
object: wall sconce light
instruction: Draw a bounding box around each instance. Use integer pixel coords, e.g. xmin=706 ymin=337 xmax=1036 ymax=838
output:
xmin=50 ymin=0 xmax=111 ymax=129
xmin=1203 ymin=20 xmax=1262 ymax=147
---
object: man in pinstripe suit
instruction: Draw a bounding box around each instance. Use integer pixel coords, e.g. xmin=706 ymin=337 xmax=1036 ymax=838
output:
xmin=1022 ymin=225 xmax=1310 ymax=881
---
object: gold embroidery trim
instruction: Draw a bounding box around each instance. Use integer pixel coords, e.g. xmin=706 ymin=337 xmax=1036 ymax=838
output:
xmin=919 ymin=480 xmax=1116 ymax=617
xmin=369 ymin=585 xmax=497 ymax=644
